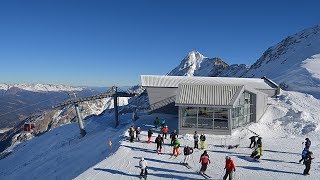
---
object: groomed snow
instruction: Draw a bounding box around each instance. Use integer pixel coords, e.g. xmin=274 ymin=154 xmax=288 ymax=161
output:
xmin=0 ymin=91 xmax=319 ymax=180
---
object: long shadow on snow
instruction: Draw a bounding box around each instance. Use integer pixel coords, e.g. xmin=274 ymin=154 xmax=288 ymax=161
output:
xmin=260 ymin=158 xmax=299 ymax=164
xmin=94 ymin=168 xmax=138 ymax=178
xmin=238 ymin=166 xmax=302 ymax=175
xmin=133 ymin=157 xmax=181 ymax=165
xmin=207 ymin=149 xmax=249 ymax=156
xmin=134 ymin=165 xmax=198 ymax=175
xmin=264 ymin=149 xmax=300 ymax=155
xmin=236 ymin=155 xmax=260 ymax=163
xmin=146 ymin=172 xmax=201 ymax=180
xmin=121 ymin=144 xmax=156 ymax=153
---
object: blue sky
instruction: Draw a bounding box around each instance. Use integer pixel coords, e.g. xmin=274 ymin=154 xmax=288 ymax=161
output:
xmin=0 ymin=0 xmax=319 ymax=86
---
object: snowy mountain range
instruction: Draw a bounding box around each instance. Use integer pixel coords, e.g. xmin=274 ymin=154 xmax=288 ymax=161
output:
xmin=0 ymin=83 xmax=84 ymax=92
xmin=168 ymin=25 xmax=320 ymax=98
xmin=167 ymin=50 xmax=248 ymax=77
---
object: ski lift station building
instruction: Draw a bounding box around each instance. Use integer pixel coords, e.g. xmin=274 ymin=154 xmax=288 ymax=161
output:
xmin=141 ymin=75 xmax=279 ymax=135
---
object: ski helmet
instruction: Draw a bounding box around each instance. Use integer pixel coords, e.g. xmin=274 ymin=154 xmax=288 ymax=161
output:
xmin=225 ymin=156 xmax=231 ymax=159
xmin=141 ymin=157 xmax=144 ymax=160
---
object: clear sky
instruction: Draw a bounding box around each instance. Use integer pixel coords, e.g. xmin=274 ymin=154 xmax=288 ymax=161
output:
xmin=0 ymin=0 xmax=319 ymax=86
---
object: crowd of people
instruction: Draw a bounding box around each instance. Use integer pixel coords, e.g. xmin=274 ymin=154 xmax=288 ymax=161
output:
xmin=131 ymin=117 xmax=314 ymax=179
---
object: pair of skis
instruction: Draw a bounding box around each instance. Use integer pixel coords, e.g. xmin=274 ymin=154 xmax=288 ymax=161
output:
xmin=180 ymin=162 xmax=213 ymax=179
xmin=197 ymin=171 xmax=213 ymax=179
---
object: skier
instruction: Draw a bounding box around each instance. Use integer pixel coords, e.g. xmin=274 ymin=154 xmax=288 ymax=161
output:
xmin=194 ymin=131 xmax=199 ymax=149
xmin=303 ymin=151 xmax=314 ymax=175
xmin=147 ymin=129 xmax=153 ymax=144
xmin=304 ymin=138 xmax=311 ymax=150
xmin=170 ymin=130 xmax=178 ymax=145
xmin=160 ymin=119 xmax=166 ymax=128
xmin=299 ymin=148 xmax=309 ymax=163
xmin=249 ymin=136 xmax=258 ymax=148
xmin=250 ymin=147 xmax=260 ymax=160
xmin=139 ymin=157 xmax=148 ymax=178
xmin=136 ymin=127 xmax=141 ymax=141
xmin=199 ymin=150 xmax=210 ymax=174
xmin=172 ymin=138 xmax=181 ymax=156
xmin=154 ymin=117 xmax=160 ymax=128
xmin=155 ymin=134 xmax=164 ymax=153
xmin=223 ymin=156 xmax=236 ymax=180
xmin=129 ymin=126 xmax=135 ymax=142
xmin=162 ymin=125 xmax=168 ymax=139
xmin=200 ymin=134 xmax=206 ymax=149
xmin=183 ymin=145 xmax=193 ymax=165
xmin=257 ymin=137 xmax=262 ymax=156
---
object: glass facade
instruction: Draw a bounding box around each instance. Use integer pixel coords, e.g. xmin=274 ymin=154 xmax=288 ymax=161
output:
xmin=180 ymin=91 xmax=255 ymax=131
xmin=232 ymin=91 xmax=254 ymax=128
xmin=181 ymin=107 xmax=229 ymax=130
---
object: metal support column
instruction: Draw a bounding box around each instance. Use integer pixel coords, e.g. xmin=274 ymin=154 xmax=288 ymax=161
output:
xmin=75 ymin=103 xmax=86 ymax=137
xmin=114 ymin=87 xmax=119 ymax=127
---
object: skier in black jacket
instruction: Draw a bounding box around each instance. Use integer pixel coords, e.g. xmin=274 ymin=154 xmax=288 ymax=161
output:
xmin=155 ymin=134 xmax=164 ymax=153
xmin=249 ymin=136 xmax=258 ymax=148
xmin=183 ymin=145 xmax=193 ymax=165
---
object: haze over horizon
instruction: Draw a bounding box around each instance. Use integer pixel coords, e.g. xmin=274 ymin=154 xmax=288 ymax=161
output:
xmin=1 ymin=0 xmax=319 ymax=86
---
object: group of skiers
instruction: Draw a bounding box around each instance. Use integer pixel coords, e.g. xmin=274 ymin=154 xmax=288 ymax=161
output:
xmin=128 ymin=126 xmax=142 ymax=142
xmin=135 ymin=118 xmax=315 ymax=179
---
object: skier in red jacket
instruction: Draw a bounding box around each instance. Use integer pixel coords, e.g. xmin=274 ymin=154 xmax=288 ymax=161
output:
xmin=223 ymin=156 xmax=236 ymax=180
xmin=199 ymin=150 xmax=210 ymax=174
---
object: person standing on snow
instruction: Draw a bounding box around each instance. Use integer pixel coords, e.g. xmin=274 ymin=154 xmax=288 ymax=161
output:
xmin=199 ymin=150 xmax=210 ymax=174
xmin=223 ymin=156 xmax=236 ymax=180
xmin=194 ymin=131 xmax=199 ymax=149
xmin=154 ymin=117 xmax=160 ymax=128
xmin=183 ymin=145 xmax=193 ymax=165
xmin=257 ymin=137 xmax=262 ymax=156
xmin=136 ymin=127 xmax=141 ymax=141
xmin=249 ymin=136 xmax=258 ymax=148
xmin=303 ymin=151 xmax=314 ymax=175
xmin=139 ymin=157 xmax=148 ymax=178
xmin=200 ymin=134 xmax=206 ymax=149
xmin=162 ymin=125 xmax=169 ymax=139
xmin=170 ymin=130 xmax=178 ymax=145
xmin=304 ymin=138 xmax=311 ymax=150
xmin=155 ymin=134 xmax=164 ymax=153
xmin=172 ymin=138 xmax=181 ymax=156
xmin=299 ymin=148 xmax=309 ymax=163
xmin=129 ymin=126 xmax=135 ymax=142
xmin=147 ymin=129 xmax=153 ymax=144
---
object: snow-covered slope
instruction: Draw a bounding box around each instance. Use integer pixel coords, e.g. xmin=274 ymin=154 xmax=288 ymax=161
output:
xmin=243 ymin=25 xmax=320 ymax=97
xmin=167 ymin=50 xmax=248 ymax=77
xmin=0 ymin=83 xmax=83 ymax=92
xmin=1 ymin=91 xmax=319 ymax=179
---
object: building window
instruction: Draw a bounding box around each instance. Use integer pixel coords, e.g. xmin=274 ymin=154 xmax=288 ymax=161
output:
xmin=198 ymin=107 xmax=213 ymax=129
xmin=180 ymin=107 xmax=229 ymax=130
xmin=232 ymin=91 xmax=255 ymax=128
xmin=181 ymin=107 xmax=198 ymax=128
xmin=214 ymin=108 xmax=228 ymax=129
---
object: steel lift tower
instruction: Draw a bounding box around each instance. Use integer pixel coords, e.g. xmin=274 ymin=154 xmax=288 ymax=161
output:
xmin=52 ymin=86 xmax=135 ymax=137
